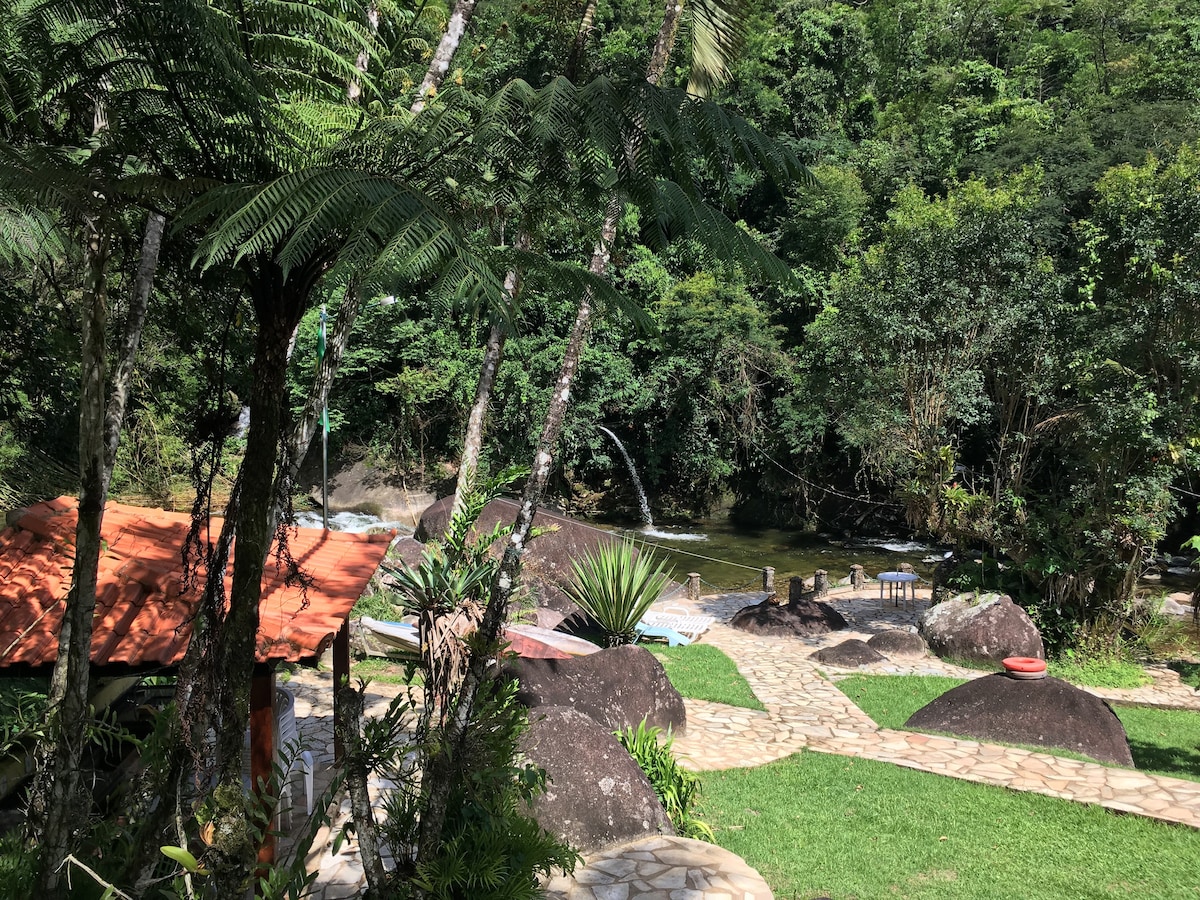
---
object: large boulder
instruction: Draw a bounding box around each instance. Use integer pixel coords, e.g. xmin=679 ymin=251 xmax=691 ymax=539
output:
xmin=506 ymin=644 xmax=686 ymax=734
xmin=919 ymin=593 xmax=1044 ymax=665
xmin=867 ymin=629 xmax=928 ymax=657
xmin=811 ymin=639 xmax=885 ymax=667
xmin=303 ymin=458 xmax=435 ymax=527
xmin=731 ymin=597 xmax=847 ymax=637
xmin=904 ymin=673 xmax=1134 ymax=766
xmin=416 ymin=497 xmax=652 ymax=616
xmin=519 ymin=706 xmax=673 ymax=853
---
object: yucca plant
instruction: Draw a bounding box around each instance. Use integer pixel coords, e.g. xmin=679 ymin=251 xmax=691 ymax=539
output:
xmin=563 ymin=539 xmax=673 ymax=646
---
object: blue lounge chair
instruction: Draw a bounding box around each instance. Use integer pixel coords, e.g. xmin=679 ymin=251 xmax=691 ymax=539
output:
xmin=634 ymin=621 xmax=692 ymax=647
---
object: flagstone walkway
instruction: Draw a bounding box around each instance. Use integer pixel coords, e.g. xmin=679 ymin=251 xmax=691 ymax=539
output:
xmin=297 ymin=586 xmax=1200 ymax=898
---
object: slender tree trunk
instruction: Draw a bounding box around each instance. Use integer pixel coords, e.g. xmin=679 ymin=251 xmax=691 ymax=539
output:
xmin=486 ymin=0 xmax=686 ymax=591
xmin=33 ymin=211 xmax=164 ymax=891
xmin=566 ymin=0 xmax=599 ymax=80
xmin=412 ymin=0 xmax=479 ymax=113
xmin=417 ymin=0 xmax=710 ymax=875
xmin=271 ymin=281 xmax=363 ymax=528
xmin=413 ymin=197 xmax=621 ymax=882
xmin=450 ymin=322 xmax=506 ymax=518
xmin=646 ymin=0 xmax=685 ymax=84
xmin=487 ymin=194 xmax=620 ymax=611
xmin=449 ymin=237 xmax=528 ymax=520
xmin=337 ymin=682 xmax=388 ymax=889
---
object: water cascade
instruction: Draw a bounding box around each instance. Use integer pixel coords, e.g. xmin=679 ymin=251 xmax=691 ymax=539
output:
xmin=598 ymin=426 xmax=654 ymax=526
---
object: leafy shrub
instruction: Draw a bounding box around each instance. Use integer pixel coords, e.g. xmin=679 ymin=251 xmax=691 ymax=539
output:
xmin=363 ymin=475 xmax=579 ymax=898
xmin=562 ymin=539 xmax=673 ymax=646
xmin=1047 ymin=650 xmax=1152 ymax=689
xmin=616 ymin=719 xmax=713 ymax=842
xmin=379 ymin=679 xmax=580 ymax=899
xmin=0 ymin=832 xmax=35 ymax=900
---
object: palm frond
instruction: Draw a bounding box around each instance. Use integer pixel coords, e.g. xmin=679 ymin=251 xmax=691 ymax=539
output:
xmin=685 ymin=0 xmax=748 ymax=98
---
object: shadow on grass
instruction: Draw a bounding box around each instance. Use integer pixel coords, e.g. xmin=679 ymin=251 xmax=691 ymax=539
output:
xmin=1167 ymin=659 xmax=1200 ymax=690
xmin=1127 ymin=738 xmax=1200 ymax=781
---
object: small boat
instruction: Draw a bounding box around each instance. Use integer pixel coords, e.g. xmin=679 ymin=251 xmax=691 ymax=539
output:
xmin=358 ymin=617 xmax=598 ymax=659
xmin=360 ymin=617 xmax=419 ymax=651
xmin=505 ymin=623 xmax=601 ymax=657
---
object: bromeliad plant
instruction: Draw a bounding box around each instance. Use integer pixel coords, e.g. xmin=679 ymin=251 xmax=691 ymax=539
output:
xmin=563 ymin=539 xmax=674 ymax=646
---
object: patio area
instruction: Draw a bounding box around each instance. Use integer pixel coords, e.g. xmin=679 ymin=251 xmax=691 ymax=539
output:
xmin=293 ymin=585 xmax=1200 ymax=898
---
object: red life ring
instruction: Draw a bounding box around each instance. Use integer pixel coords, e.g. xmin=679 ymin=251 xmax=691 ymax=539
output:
xmin=1002 ymin=656 xmax=1047 ymax=673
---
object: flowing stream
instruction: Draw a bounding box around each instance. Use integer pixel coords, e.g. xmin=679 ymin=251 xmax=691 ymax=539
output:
xmin=624 ymin=519 xmax=945 ymax=593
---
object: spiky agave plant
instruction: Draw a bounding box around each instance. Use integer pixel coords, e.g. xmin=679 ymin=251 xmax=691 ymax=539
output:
xmin=563 ymin=538 xmax=674 ymax=646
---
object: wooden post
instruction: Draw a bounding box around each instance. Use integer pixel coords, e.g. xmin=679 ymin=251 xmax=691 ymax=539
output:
xmin=687 ymin=572 xmax=701 ymax=603
xmin=788 ymin=575 xmax=806 ymax=604
xmin=850 ymin=564 xmax=865 ymax=591
xmin=814 ymin=569 xmax=830 ymax=598
xmin=333 ymin=617 xmax=350 ymax=765
xmin=251 ymin=667 xmax=276 ymax=866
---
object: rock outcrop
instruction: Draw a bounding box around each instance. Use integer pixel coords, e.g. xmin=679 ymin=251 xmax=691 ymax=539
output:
xmin=811 ymin=639 xmax=885 ymax=667
xmin=731 ymin=597 xmax=847 ymax=637
xmin=867 ymin=629 xmax=929 ymax=657
xmin=905 ymin=673 xmax=1134 ymax=766
xmin=519 ymin=706 xmax=674 ymax=853
xmin=919 ymin=593 xmax=1044 ymax=665
xmin=507 ymin=644 xmax=686 ymax=734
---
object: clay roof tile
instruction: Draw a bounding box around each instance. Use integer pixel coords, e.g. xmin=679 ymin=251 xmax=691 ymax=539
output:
xmin=0 ymin=497 xmax=390 ymax=672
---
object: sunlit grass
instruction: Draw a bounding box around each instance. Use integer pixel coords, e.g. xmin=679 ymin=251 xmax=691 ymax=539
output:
xmin=699 ymin=750 xmax=1200 ymax=900
xmin=648 ymin=644 xmax=764 ymax=710
xmin=836 ymin=673 xmax=1200 ymax=782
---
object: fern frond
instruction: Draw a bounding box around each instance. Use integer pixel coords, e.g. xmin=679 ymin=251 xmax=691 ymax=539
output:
xmin=641 ymin=178 xmax=794 ymax=284
xmin=0 ymin=196 xmax=68 ymax=265
xmin=506 ymin=248 xmax=657 ymax=335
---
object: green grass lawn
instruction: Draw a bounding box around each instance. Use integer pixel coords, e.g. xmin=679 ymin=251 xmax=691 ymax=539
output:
xmin=648 ymin=644 xmax=764 ymax=710
xmin=351 ymin=656 xmax=421 ymax=685
xmin=698 ymin=749 xmax=1200 ymax=900
xmin=835 ymin=674 xmax=1200 ymax=782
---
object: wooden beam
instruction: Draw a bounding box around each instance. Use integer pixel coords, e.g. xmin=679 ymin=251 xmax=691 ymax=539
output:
xmin=251 ymin=667 xmax=276 ymax=866
xmin=333 ymin=617 xmax=350 ymax=764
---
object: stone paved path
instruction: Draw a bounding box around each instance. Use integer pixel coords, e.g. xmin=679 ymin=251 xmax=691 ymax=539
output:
xmin=671 ymin=588 xmax=1200 ymax=833
xmin=296 ymin=585 xmax=1200 ymax=898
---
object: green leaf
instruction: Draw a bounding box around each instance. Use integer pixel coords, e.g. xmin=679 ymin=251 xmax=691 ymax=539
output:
xmin=160 ymin=845 xmax=201 ymax=872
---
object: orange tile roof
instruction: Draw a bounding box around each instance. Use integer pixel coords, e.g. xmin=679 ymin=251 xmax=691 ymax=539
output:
xmin=0 ymin=497 xmax=393 ymax=671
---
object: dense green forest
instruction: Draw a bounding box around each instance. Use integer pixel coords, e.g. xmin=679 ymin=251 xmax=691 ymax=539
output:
xmin=1 ymin=0 xmax=1198 ymax=893
xmin=7 ymin=0 xmax=1197 ymax=595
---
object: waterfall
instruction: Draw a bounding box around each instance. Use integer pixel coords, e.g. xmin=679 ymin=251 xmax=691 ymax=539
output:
xmin=598 ymin=426 xmax=653 ymax=526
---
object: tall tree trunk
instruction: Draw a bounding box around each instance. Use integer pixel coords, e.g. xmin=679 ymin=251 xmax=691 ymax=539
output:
xmin=413 ymin=196 xmax=620 ymax=878
xmin=417 ymin=0 xmax=723 ymax=873
xmin=450 ymin=321 xmax=506 ymax=518
xmin=337 ymin=683 xmax=387 ymax=889
xmin=412 ymin=0 xmax=479 ymax=113
xmin=214 ymin=292 xmax=297 ymax=785
xmin=33 ymin=211 xmax=164 ymax=891
xmin=188 ymin=261 xmax=309 ymax=894
xmin=449 ymin=237 xmax=528 ymax=520
xmin=486 ymin=0 xmax=687 ymax=594
xmin=646 ymin=0 xmax=685 ymax=84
